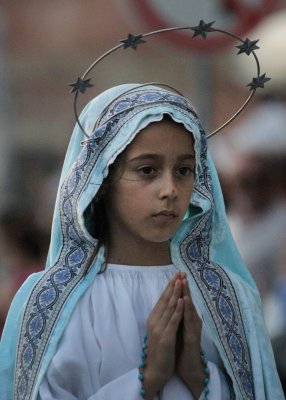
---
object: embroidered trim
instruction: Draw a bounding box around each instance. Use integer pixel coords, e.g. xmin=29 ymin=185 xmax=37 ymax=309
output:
xmin=180 ymin=135 xmax=254 ymax=399
xmin=15 ymin=87 xmax=254 ymax=399
xmin=15 ymin=88 xmax=197 ymax=399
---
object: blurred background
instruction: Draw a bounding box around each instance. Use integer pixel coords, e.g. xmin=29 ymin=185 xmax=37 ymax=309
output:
xmin=0 ymin=0 xmax=286 ymax=392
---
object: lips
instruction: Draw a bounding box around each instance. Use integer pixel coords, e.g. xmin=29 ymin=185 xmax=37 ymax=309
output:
xmin=152 ymin=210 xmax=178 ymax=221
xmin=156 ymin=210 xmax=177 ymax=217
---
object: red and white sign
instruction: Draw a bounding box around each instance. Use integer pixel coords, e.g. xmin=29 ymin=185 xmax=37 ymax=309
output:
xmin=130 ymin=0 xmax=278 ymax=51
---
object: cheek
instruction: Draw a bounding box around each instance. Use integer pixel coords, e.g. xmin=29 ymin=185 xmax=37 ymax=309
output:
xmin=110 ymin=183 xmax=147 ymax=214
xmin=180 ymin=179 xmax=194 ymax=198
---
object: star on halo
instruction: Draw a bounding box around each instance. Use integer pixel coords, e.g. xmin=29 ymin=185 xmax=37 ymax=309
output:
xmin=247 ymin=73 xmax=271 ymax=91
xmin=190 ymin=20 xmax=215 ymax=39
xmin=69 ymin=78 xmax=93 ymax=94
xmin=236 ymin=38 xmax=259 ymax=55
xmin=120 ymin=33 xmax=146 ymax=50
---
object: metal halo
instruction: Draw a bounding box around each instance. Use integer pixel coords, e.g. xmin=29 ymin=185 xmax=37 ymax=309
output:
xmin=69 ymin=20 xmax=271 ymax=139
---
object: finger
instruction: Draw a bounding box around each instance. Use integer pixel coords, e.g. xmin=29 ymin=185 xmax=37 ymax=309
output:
xmin=182 ymin=277 xmax=191 ymax=298
xmin=170 ymin=279 xmax=184 ymax=306
xmin=151 ymin=273 xmax=182 ymax=316
xmin=183 ymin=295 xmax=202 ymax=340
xmin=147 ymin=274 xmax=182 ymax=333
xmin=166 ymin=297 xmax=184 ymax=332
xmin=159 ymin=273 xmax=182 ymax=302
xmin=179 ymin=272 xmax=187 ymax=280
xmin=183 ymin=297 xmax=202 ymax=352
xmin=159 ymin=279 xmax=183 ymax=325
xmin=159 ymin=273 xmax=182 ymax=303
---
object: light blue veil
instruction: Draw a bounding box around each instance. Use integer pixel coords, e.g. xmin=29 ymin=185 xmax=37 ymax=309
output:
xmin=0 ymin=84 xmax=284 ymax=399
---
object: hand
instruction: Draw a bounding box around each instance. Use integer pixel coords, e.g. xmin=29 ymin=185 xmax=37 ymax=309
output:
xmin=143 ymin=272 xmax=185 ymax=399
xmin=176 ymin=278 xmax=205 ymax=399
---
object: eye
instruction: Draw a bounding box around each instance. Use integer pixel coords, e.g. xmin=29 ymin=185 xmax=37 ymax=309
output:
xmin=176 ymin=166 xmax=195 ymax=177
xmin=138 ymin=166 xmax=157 ymax=176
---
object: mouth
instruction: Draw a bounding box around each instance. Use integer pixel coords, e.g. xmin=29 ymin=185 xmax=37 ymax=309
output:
xmin=152 ymin=210 xmax=179 ymax=221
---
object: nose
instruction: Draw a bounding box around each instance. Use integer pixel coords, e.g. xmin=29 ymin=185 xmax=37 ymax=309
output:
xmin=158 ymin=172 xmax=178 ymax=200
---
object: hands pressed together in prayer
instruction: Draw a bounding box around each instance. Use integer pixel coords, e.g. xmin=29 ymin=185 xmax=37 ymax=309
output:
xmin=144 ymin=272 xmax=205 ymax=400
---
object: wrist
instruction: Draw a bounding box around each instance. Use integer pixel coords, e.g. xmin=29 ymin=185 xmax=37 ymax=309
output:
xmin=177 ymin=350 xmax=210 ymax=400
xmin=142 ymin=367 xmax=161 ymax=400
xmin=181 ymin=370 xmax=205 ymax=399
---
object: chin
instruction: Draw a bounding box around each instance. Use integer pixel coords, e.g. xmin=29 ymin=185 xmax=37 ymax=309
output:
xmin=146 ymin=232 xmax=175 ymax=243
xmin=140 ymin=225 xmax=180 ymax=244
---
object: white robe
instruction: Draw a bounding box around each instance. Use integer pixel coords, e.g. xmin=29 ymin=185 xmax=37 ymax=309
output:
xmin=39 ymin=264 xmax=230 ymax=399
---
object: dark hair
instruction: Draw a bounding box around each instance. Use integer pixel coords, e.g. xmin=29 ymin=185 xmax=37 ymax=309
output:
xmin=82 ymin=159 xmax=122 ymax=274
xmin=82 ymin=199 xmax=106 ymax=274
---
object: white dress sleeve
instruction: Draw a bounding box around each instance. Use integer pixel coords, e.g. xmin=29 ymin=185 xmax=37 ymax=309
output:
xmin=39 ymin=361 xmax=230 ymax=400
xmin=40 ymin=366 xmax=146 ymax=400
xmin=86 ymin=363 xmax=231 ymax=400
xmin=39 ymin=333 xmax=230 ymax=400
xmin=39 ymin=267 xmax=231 ymax=399
xmin=38 ymin=306 xmax=147 ymax=400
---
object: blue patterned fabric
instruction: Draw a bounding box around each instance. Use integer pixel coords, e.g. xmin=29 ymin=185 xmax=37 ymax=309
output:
xmin=0 ymin=84 xmax=284 ymax=399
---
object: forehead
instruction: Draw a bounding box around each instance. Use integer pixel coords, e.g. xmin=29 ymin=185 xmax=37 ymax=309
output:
xmin=124 ymin=118 xmax=194 ymax=157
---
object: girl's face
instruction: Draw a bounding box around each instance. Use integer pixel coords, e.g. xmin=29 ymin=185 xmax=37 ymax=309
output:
xmin=104 ymin=118 xmax=195 ymax=254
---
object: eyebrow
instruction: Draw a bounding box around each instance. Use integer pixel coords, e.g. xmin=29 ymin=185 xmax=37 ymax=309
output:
xmin=127 ymin=153 xmax=195 ymax=163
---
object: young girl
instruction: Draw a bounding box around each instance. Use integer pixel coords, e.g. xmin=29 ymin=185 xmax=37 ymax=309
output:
xmin=0 ymin=83 xmax=284 ymax=399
